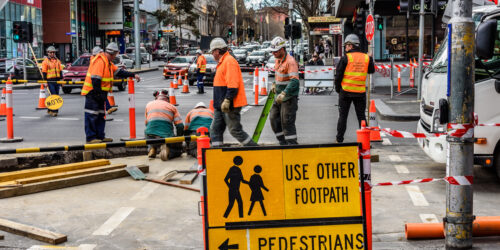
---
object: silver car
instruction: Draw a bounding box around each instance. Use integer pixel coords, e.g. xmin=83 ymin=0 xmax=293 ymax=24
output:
xmin=125 ymin=47 xmax=150 ymax=64
xmin=113 ymin=54 xmax=134 ymax=69
xmin=246 ymin=50 xmax=269 ymax=67
xmin=233 ymin=49 xmax=248 ymax=64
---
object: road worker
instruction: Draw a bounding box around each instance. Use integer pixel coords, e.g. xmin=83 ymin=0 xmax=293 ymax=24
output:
xmin=92 ymin=46 xmax=117 ymax=115
xmin=82 ymin=42 xmax=140 ymax=144
xmin=42 ymin=46 xmax=63 ymax=117
xmin=334 ymin=34 xmax=375 ymax=143
xmin=195 ymin=49 xmax=206 ymax=94
xmin=184 ymin=102 xmax=213 ymax=157
xmin=145 ymin=89 xmax=184 ymax=161
xmin=269 ymin=36 xmax=299 ymax=145
xmin=209 ymin=37 xmax=258 ymax=147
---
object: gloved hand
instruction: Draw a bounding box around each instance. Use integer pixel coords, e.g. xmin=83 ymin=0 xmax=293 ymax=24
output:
xmin=221 ymin=98 xmax=231 ymax=113
xmin=276 ymin=92 xmax=286 ymax=104
xmin=271 ymin=83 xmax=276 ymax=93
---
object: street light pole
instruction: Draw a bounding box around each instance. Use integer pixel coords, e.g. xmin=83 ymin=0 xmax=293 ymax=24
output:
xmin=288 ymin=0 xmax=293 ymax=53
xmin=234 ymin=0 xmax=238 ymax=43
xmin=134 ymin=0 xmax=141 ymax=69
xmin=416 ymin=0 xmax=425 ymax=99
xmin=74 ymin=0 xmax=79 ymax=58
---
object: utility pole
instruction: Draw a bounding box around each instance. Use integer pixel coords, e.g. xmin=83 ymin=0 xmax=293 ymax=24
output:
xmin=74 ymin=0 xmax=80 ymax=59
xmin=21 ymin=16 xmax=27 ymax=81
xmin=416 ymin=0 xmax=425 ymax=99
xmin=445 ymin=0 xmax=474 ymax=248
xmin=288 ymin=0 xmax=293 ymax=53
xmin=234 ymin=0 xmax=238 ymax=44
xmin=134 ymin=0 xmax=141 ymax=69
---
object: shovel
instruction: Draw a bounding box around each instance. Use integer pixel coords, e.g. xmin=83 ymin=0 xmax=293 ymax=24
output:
xmin=125 ymin=165 xmax=200 ymax=192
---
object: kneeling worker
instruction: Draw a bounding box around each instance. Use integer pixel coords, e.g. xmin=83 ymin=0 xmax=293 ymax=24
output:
xmin=145 ymin=89 xmax=184 ymax=161
xmin=184 ymin=102 xmax=214 ymax=157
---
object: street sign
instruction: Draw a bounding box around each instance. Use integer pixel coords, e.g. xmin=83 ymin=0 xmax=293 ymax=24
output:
xmin=203 ymin=144 xmax=367 ymax=249
xmin=65 ymin=32 xmax=76 ymax=35
xmin=329 ymin=24 xmax=342 ymax=35
xmin=365 ymin=14 xmax=374 ymax=42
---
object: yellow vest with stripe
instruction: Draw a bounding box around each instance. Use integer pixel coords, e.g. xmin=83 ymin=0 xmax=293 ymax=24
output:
xmin=341 ymin=52 xmax=369 ymax=93
xmin=42 ymin=58 xmax=62 ymax=79
xmin=81 ymin=53 xmax=114 ymax=95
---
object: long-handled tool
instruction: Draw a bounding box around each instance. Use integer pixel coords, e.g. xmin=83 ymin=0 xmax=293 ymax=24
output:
xmin=125 ymin=165 xmax=200 ymax=192
xmin=252 ymin=90 xmax=275 ymax=143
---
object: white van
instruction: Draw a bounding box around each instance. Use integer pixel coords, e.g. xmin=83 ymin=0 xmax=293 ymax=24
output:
xmin=417 ymin=5 xmax=500 ymax=177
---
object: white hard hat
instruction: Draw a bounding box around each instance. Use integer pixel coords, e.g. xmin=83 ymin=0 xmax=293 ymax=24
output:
xmin=209 ymin=38 xmax=227 ymax=53
xmin=269 ymin=36 xmax=286 ymax=52
xmin=46 ymin=46 xmax=57 ymax=52
xmin=106 ymin=42 xmax=119 ymax=54
xmin=344 ymin=34 xmax=360 ymax=46
xmin=194 ymin=102 xmax=206 ymax=108
xmin=196 ymin=49 xmax=203 ymax=54
xmin=92 ymin=46 xmax=103 ymax=56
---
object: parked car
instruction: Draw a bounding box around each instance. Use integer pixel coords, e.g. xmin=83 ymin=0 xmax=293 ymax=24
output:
xmin=61 ymin=53 xmax=127 ymax=94
xmin=152 ymin=49 xmax=167 ymax=61
xmin=246 ymin=50 xmax=269 ymax=67
xmin=187 ymin=54 xmax=217 ymax=86
xmin=233 ymin=49 xmax=248 ymax=64
xmin=113 ymin=54 xmax=134 ymax=69
xmin=125 ymin=47 xmax=150 ymax=64
xmin=265 ymin=55 xmax=276 ymax=76
xmin=163 ymin=56 xmax=196 ymax=79
xmin=0 ymin=58 xmax=43 ymax=81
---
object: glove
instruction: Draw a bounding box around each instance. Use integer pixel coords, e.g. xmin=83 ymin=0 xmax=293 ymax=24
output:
xmin=271 ymin=83 xmax=276 ymax=93
xmin=276 ymin=92 xmax=286 ymax=104
xmin=221 ymin=98 xmax=231 ymax=113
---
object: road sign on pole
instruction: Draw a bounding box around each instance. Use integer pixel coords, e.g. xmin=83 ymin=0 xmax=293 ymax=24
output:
xmin=365 ymin=14 xmax=374 ymax=42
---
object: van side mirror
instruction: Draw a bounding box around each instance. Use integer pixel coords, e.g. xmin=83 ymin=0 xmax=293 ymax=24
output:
xmin=476 ymin=19 xmax=497 ymax=60
xmin=495 ymin=80 xmax=500 ymax=94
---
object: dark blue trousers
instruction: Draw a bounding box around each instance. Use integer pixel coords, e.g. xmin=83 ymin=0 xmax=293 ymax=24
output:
xmin=48 ymin=82 xmax=61 ymax=113
xmin=197 ymin=72 xmax=205 ymax=93
xmin=84 ymin=90 xmax=107 ymax=142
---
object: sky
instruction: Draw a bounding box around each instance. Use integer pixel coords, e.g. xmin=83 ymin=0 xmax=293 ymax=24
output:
xmin=244 ymin=0 xmax=263 ymax=10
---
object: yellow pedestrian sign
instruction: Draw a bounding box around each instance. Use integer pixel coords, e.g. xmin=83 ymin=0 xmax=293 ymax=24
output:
xmin=202 ymin=143 xmax=367 ymax=250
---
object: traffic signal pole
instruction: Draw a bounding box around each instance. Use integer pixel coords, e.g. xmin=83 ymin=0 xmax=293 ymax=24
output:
xmin=288 ymin=0 xmax=293 ymax=54
xmin=445 ymin=0 xmax=474 ymax=248
xmin=416 ymin=0 xmax=425 ymax=99
xmin=134 ymin=0 xmax=141 ymax=70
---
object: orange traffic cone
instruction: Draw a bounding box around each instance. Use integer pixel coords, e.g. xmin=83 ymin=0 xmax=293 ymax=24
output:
xmin=259 ymin=76 xmax=268 ymax=96
xmin=170 ymin=81 xmax=174 ymax=89
xmin=178 ymin=75 xmax=183 ymax=87
xmin=0 ymin=88 xmax=6 ymax=117
xmin=169 ymin=86 xmax=178 ymax=106
xmin=36 ymin=84 xmax=47 ymax=110
xmin=107 ymin=91 xmax=117 ymax=108
xmin=369 ymin=100 xmax=382 ymax=142
xmin=184 ymin=73 xmax=188 ymax=82
xmin=182 ymin=82 xmax=190 ymax=93
xmin=173 ymin=73 xmax=178 ymax=89
xmin=209 ymin=100 xmax=214 ymax=112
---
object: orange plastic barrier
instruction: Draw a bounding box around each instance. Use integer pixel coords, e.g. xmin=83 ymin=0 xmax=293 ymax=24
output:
xmin=405 ymin=217 xmax=500 ymax=239
xmin=0 ymin=78 xmax=23 ymax=142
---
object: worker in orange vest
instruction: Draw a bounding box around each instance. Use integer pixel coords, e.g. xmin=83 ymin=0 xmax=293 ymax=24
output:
xmin=145 ymin=89 xmax=184 ymax=161
xmin=184 ymin=102 xmax=213 ymax=157
xmin=82 ymin=42 xmax=140 ymax=144
xmin=195 ymin=49 xmax=207 ymax=94
xmin=92 ymin=46 xmax=117 ymax=114
xmin=42 ymin=46 xmax=63 ymax=116
xmin=209 ymin=38 xmax=257 ymax=147
xmin=334 ymin=34 xmax=375 ymax=143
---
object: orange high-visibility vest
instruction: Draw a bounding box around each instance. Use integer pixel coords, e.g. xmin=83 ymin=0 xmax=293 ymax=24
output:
xmin=145 ymin=100 xmax=183 ymax=125
xmin=41 ymin=57 xmax=62 ymax=79
xmin=81 ymin=53 xmax=118 ymax=95
xmin=184 ymin=108 xmax=213 ymax=131
xmin=197 ymin=55 xmax=207 ymax=73
xmin=341 ymin=52 xmax=369 ymax=93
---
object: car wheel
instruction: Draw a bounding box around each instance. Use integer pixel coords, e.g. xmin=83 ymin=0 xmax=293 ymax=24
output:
xmin=117 ymin=81 xmax=127 ymax=91
xmin=62 ymin=87 xmax=72 ymax=94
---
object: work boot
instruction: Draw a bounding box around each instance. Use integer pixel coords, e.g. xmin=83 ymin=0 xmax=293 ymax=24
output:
xmin=88 ymin=139 xmax=102 ymax=144
xmin=159 ymin=144 xmax=169 ymax=161
xmin=107 ymin=107 xmax=118 ymax=114
xmin=101 ymin=138 xmax=113 ymax=142
xmin=148 ymin=147 xmax=157 ymax=158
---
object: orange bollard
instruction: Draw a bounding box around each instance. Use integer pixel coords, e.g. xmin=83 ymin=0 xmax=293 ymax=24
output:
xmin=196 ymin=127 xmax=211 ymax=249
xmin=120 ymin=78 xmax=143 ymax=141
xmin=209 ymin=100 xmax=214 ymax=112
xmin=409 ymin=59 xmax=415 ymax=88
xmin=0 ymin=78 xmax=23 ymax=143
xmin=0 ymin=88 xmax=7 ymax=117
xmin=357 ymin=121 xmax=371 ymax=250
xmin=368 ymin=100 xmax=382 ymax=142
xmin=169 ymin=85 xmax=178 ymax=106
xmin=107 ymin=90 xmax=117 ymax=108
xmin=36 ymin=84 xmax=47 ymax=110
xmin=259 ymin=75 xmax=268 ymax=96
xmin=253 ymin=67 xmax=259 ymax=94
xmin=397 ymin=66 xmax=401 ymax=92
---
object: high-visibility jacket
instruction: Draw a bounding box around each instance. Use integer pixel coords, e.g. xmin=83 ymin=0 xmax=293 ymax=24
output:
xmin=197 ymin=55 xmax=207 ymax=73
xmin=274 ymin=53 xmax=299 ymax=101
xmin=81 ymin=52 xmax=118 ymax=95
xmin=184 ymin=108 xmax=213 ymax=132
xmin=145 ymin=99 xmax=184 ymax=138
xmin=213 ymin=51 xmax=247 ymax=109
xmin=341 ymin=52 xmax=369 ymax=93
xmin=41 ymin=57 xmax=62 ymax=79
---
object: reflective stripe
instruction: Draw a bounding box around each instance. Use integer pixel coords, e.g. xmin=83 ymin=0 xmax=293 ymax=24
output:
xmin=147 ymin=117 xmax=173 ymax=122
xmin=84 ymin=109 xmax=105 ymax=114
xmin=147 ymin=109 xmax=174 ymax=117
xmin=275 ymin=132 xmax=284 ymax=136
xmin=212 ymin=141 xmax=223 ymax=146
xmin=342 ymin=85 xmax=366 ymax=92
xmin=285 ymin=134 xmax=297 ymax=140
xmin=276 ymin=81 xmax=289 ymax=86
xmin=342 ymin=78 xmax=366 ymax=85
xmin=344 ymin=72 xmax=367 ymax=76
xmin=174 ymin=117 xmax=182 ymax=122
xmin=276 ymin=72 xmax=298 ymax=78
xmin=91 ymin=75 xmax=102 ymax=80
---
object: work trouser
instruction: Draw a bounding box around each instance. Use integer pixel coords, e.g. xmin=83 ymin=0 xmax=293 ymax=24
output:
xmin=186 ymin=130 xmax=210 ymax=158
xmin=210 ymin=108 xmax=257 ymax=147
xmin=336 ymin=92 xmax=366 ymax=143
xmin=270 ymin=96 xmax=298 ymax=145
xmin=146 ymin=134 xmax=183 ymax=159
xmin=47 ymin=78 xmax=61 ymax=113
xmin=196 ymin=72 xmax=205 ymax=93
xmin=84 ymin=90 xmax=107 ymax=142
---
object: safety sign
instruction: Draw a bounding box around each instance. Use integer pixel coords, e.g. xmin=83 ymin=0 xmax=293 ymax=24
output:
xmin=202 ymin=143 xmax=367 ymax=249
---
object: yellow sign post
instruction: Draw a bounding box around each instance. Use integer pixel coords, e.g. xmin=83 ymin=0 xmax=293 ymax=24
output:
xmin=203 ymin=143 xmax=367 ymax=250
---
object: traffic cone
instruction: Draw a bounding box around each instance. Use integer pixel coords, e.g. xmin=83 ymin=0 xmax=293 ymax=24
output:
xmin=0 ymin=88 xmax=6 ymax=117
xmin=169 ymin=86 xmax=178 ymax=106
xmin=184 ymin=73 xmax=188 ymax=82
xmin=173 ymin=73 xmax=178 ymax=89
xmin=369 ymin=100 xmax=382 ymax=142
xmin=182 ymin=81 xmax=190 ymax=93
xmin=107 ymin=91 xmax=117 ymax=108
xmin=209 ymin=100 xmax=214 ymax=112
xmin=259 ymin=76 xmax=268 ymax=96
xmin=253 ymin=67 xmax=259 ymax=93
xmin=170 ymin=81 xmax=174 ymax=89
xmin=178 ymin=75 xmax=183 ymax=88
xmin=36 ymin=84 xmax=47 ymax=110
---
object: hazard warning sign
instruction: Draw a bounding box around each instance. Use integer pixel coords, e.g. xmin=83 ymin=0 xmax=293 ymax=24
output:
xmin=202 ymin=143 xmax=367 ymax=250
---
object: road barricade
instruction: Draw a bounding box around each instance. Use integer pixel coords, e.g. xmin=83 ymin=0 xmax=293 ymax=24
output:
xmin=0 ymin=88 xmax=6 ymax=117
xmin=120 ymin=78 xmax=143 ymax=141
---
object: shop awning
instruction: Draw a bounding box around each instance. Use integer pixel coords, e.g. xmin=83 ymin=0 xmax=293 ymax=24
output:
xmin=334 ymin=0 xmax=364 ymax=18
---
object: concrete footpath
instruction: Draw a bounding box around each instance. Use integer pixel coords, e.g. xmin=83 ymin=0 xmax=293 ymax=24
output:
xmin=371 ymin=86 xmax=420 ymax=122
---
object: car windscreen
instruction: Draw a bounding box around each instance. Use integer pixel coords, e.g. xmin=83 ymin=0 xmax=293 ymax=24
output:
xmin=72 ymin=57 xmax=90 ymax=66
xmin=250 ymin=51 xmax=265 ymax=56
xmin=204 ymin=55 xmax=216 ymax=64
xmin=171 ymin=57 xmax=188 ymax=63
xmin=267 ymin=56 xmax=275 ymax=63
xmin=234 ymin=50 xmax=246 ymax=54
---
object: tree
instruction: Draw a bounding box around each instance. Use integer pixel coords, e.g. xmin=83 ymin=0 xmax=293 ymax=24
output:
xmin=153 ymin=0 xmax=200 ymax=46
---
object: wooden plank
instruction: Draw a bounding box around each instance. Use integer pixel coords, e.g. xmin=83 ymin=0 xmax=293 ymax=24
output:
xmin=179 ymin=164 xmax=198 ymax=185
xmin=15 ymin=164 xmax=127 ymax=185
xmin=0 ymin=165 xmax=149 ymax=199
xmin=0 ymin=217 xmax=67 ymax=244
xmin=0 ymin=159 xmax=110 ymax=182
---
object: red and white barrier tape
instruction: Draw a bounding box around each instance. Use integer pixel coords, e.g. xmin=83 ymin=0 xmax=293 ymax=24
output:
xmin=374 ymin=61 xmax=430 ymax=70
xmin=447 ymin=123 xmax=474 ymax=138
xmin=372 ymin=175 xmax=473 ymax=187
xmin=367 ymin=127 xmax=445 ymax=138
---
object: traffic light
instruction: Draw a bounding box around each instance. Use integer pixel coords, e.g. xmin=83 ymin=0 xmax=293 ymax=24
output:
xmin=377 ymin=18 xmax=384 ymax=30
xmin=399 ymin=0 xmax=413 ymax=12
xmin=354 ymin=13 xmax=365 ymax=37
xmin=292 ymin=22 xmax=301 ymax=39
xmin=228 ymin=27 xmax=233 ymax=37
xmin=158 ymin=30 xmax=163 ymax=38
xmin=12 ymin=21 xmax=22 ymax=43
xmin=12 ymin=21 xmax=33 ymax=43
xmin=284 ymin=17 xmax=291 ymax=39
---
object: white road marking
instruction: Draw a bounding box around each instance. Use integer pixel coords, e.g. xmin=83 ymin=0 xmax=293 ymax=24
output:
xmin=382 ymin=138 xmax=392 ymax=145
xmin=20 ymin=116 xmax=41 ymax=119
xmin=92 ymin=207 xmax=135 ymax=236
xmin=135 ymin=91 xmax=145 ymax=94
xmin=241 ymin=97 xmax=267 ymax=114
xmin=405 ymin=186 xmax=429 ymax=206
xmin=388 ymin=154 xmax=402 ymax=162
xmin=130 ymin=167 xmax=172 ymax=201
xmin=114 ymin=119 xmax=124 ymax=122
xmin=244 ymin=78 xmax=250 ymax=83
xmin=56 ymin=117 xmax=79 ymax=121
xmin=394 ymin=164 xmax=409 ymax=174
xmin=420 ymin=213 xmax=439 ymax=223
